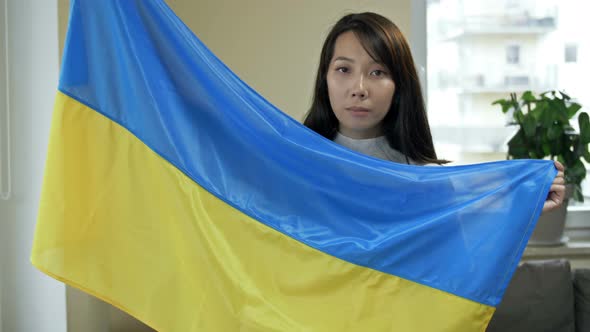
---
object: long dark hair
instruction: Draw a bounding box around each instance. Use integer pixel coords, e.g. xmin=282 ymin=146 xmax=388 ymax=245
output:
xmin=303 ymin=12 xmax=448 ymax=165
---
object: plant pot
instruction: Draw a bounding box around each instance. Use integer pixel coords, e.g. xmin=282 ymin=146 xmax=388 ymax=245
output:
xmin=527 ymin=185 xmax=574 ymax=246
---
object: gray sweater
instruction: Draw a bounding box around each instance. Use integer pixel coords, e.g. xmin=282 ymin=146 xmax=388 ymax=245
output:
xmin=333 ymin=133 xmax=417 ymax=165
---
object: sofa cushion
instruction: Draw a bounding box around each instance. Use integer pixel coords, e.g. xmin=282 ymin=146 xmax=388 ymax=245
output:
xmin=486 ymin=259 xmax=575 ymax=332
xmin=573 ymin=268 xmax=590 ymax=332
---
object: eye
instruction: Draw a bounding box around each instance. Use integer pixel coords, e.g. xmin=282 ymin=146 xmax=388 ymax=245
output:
xmin=335 ymin=66 xmax=349 ymax=73
xmin=371 ymin=69 xmax=388 ymax=77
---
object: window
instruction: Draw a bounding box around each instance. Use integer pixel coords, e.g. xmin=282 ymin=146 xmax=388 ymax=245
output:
xmin=565 ymin=43 xmax=578 ymax=63
xmin=506 ymin=45 xmax=520 ymax=64
xmin=427 ymin=0 xmax=589 ymax=165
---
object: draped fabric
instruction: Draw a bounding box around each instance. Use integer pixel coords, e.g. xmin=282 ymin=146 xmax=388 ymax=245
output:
xmin=31 ymin=1 xmax=556 ymax=331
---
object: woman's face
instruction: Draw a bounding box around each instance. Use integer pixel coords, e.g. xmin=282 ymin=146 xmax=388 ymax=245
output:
xmin=326 ymin=31 xmax=396 ymax=139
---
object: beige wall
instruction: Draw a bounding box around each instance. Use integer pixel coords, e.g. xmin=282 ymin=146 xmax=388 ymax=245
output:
xmin=58 ymin=0 xmax=68 ymax=63
xmin=58 ymin=0 xmax=412 ymax=121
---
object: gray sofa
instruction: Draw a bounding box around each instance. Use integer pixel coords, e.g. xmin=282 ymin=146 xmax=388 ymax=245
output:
xmin=487 ymin=259 xmax=590 ymax=332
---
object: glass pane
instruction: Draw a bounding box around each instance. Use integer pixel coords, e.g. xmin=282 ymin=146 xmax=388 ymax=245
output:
xmin=427 ymin=0 xmax=590 ymax=166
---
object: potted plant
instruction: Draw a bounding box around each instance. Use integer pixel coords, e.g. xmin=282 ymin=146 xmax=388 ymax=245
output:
xmin=492 ymin=90 xmax=590 ymax=245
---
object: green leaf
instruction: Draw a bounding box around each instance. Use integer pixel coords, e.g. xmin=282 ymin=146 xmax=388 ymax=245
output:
xmin=521 ymin=91 xmax=535 ymax=103
xmin=492 ymin=99 xmax=513 ymax=114
xmin=492 ymin=99 xmax=511 ymax=113
xmin=507 ymin=130 xmax=529 ymax=159
xmin=562 ymin=147 xmax=576 ymax=167
xmin=515 ymin=110 xmax=525 ymax=124
xmin=523 ymin=115 xmax=537 ymax=138
xmin=573 ymin=185 xmax=584 ymax=203
xmin=560 ymin=91 xmax=571 ymax=100
xmin=534 ymin=134 xmax=546 ymax=158
xmin=547 ymin=124 xmax=563 ymax=140
xmin=542 ymin=143 xmax=551 ymax=156
xmin=567 ymin=103 xmax=582 ymax=118
xmin=550 ymin=139 xmax=563 ymax=156
xmin=574 ymin=137 xmax=588 ymax=159
xmin=532 ymin=102 xmax=545 ymax=121
xmin=566 ymin=159 xmax=587 ymax=186
xmin=537 ymin=101 xmax=555 ymax=128
xmin=549 ymin=99 xmax=569 ymax=122
xmin=579 ymin=112 xmax=590 ymax=144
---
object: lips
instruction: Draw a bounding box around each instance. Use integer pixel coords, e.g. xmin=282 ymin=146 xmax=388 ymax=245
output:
xmin=346 ymin=106 xmax=370 ymax=115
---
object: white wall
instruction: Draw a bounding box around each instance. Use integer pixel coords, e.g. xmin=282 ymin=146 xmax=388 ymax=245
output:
xmin=0 ymin=0 xmax=6 ymax=327
xmin=0 ymin=0 xmax=67 ymax=331
xmin=411 ymin=0 xmax=427 ymax=102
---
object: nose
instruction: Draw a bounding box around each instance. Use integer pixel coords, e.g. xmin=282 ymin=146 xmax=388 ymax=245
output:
xmin=351 ymin=74 xmax=368 ymax=99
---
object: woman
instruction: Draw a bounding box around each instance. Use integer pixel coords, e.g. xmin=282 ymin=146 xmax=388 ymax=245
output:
xmin=303 ymin=12 xmax=565 ymax=213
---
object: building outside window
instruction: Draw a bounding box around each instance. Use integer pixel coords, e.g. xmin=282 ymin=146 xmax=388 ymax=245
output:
xmin=506 ymin=44 xmax=520 ymax=64
xmin=426 ymin=0 xmax=590 ymax=200
xmin=565 ymin=43 xmax=578 ymax=63
xmin=427 ymin=0 xmax=588 ymax=155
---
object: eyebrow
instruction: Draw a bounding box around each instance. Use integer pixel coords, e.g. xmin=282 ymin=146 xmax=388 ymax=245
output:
xmin=332 ymin=56 xmax=382 ymax=65
xmin=333 ymin=56 xmax=355 ymax=63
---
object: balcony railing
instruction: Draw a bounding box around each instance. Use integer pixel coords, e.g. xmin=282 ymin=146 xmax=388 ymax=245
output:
xmin=455 ymin=65 xmax=558 ymax=94
xmin=439 ymin=8 xmax=558 ymax=39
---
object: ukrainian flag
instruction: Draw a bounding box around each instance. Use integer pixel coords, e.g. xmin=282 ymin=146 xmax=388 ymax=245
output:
xmin=31 ymin=1 xmax=556 ymax=331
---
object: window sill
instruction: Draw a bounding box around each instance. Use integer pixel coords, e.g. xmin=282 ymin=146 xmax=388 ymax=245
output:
xmin=522 ymin=206 xmax=590 ymax=269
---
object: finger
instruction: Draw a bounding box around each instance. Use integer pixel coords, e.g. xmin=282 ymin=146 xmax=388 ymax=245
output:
xmin=550 ymin=183 xmax=566 ymax=193
xmin=549 ymin=184 xmax=566 ymax=202
xmin=552 ymin=177 xmax=565 ymax=185
xmin=543 ymin=189 xmax=565 ymax=213
xmin=543 ymin=200 xmax=559 ymax=213
xmin=547 ymin=191 xmax=562 ymax=204
xmin=554 ymin=160 xmax=565 ymax=171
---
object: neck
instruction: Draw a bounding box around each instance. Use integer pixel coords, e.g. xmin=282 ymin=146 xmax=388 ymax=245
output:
xmin=338 ymin=127 xmax=383 ymax=139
